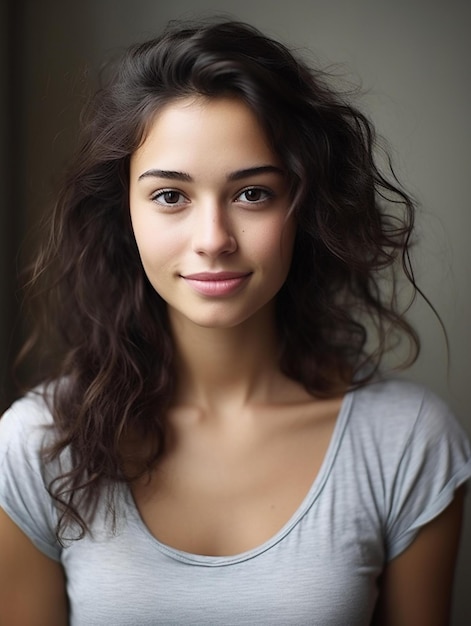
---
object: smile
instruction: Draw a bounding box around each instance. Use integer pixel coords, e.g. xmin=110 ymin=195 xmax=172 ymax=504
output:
xmin=181 ymin=272 xmax=252 ymax=297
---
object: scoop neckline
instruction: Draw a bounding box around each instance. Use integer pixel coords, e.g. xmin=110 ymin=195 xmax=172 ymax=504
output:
xmin=123 ymin=389 xmax=355 ymax=567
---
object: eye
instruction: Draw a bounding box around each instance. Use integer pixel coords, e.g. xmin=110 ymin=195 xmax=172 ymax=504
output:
xmin=151 ymin=189 xmax=189 ymax=207
xmin=235 ymin=187 xmax=274 ymax=205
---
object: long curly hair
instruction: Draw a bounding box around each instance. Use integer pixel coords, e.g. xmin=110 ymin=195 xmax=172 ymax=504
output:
xmin=18 ymin=19 xmax=423 ymax=540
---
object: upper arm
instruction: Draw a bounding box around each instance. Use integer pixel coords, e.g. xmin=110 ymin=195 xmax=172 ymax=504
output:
xmin=0 ymin=507 xmax=68 ymax=626
xmin=373 ymin=487 xmax=466 ymax=626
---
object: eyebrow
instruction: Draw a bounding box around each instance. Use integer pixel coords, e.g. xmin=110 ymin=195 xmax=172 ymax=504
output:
xmin=228 ymin=165 xmax=285 ymax=181
xmin=137 ymin=165 xmax=284 ymax=182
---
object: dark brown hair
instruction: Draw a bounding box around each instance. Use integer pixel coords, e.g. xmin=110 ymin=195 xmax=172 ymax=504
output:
xmin=19 ymin=19 xmax=422 ymax=540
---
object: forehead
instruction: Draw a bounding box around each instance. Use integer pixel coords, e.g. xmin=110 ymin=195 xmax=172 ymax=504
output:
xmin=130 ymin=96 xmax=280 ymax=175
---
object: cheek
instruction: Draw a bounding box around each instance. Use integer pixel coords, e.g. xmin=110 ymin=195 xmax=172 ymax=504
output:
xmin=256 ymin=218 xmax=296 ymax=268
xmin=131 ymin=210 xmax=176 ymax=257
xmin=244 ymin=222 xmax=295 ymax=286
xmin=131 ymin=218 xmax=174 ymax=274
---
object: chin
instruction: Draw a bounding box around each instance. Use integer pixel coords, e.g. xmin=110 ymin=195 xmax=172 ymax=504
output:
xmin=169 ymin=302 xmax=272 ymax=331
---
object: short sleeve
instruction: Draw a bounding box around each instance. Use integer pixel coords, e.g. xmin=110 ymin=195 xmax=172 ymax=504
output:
xmin=385 ymin=387 xmax=471 ymax=560
xmin=0 ymin=393 xmax=62 ymax=561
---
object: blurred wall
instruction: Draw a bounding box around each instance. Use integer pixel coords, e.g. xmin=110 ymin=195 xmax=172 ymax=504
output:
xmin=3 ymin=0 xmax=471 ymax=622
xmin=0 ymin=1 xmax=19 ymax=407
xmin=0 ymin=1 xmax=8 ymax=403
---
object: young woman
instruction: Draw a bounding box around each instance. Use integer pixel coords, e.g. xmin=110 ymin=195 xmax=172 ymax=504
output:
xmin=1 ymin=19 xmax=470 ymax=626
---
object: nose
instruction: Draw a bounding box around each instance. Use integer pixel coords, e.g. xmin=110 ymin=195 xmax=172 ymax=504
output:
xmin=192 ymin=202 xmax=237 ymax=258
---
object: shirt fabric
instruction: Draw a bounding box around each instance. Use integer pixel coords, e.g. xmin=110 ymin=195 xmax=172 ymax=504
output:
xmin=1 ymin=378 xmax=470 ymax=625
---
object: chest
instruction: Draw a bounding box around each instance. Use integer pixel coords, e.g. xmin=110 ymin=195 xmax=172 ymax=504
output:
xmin=131 ymin=406 xmax=338 ymax=556
xmin=62 ymin=403 xmax=387 ymax=626
xmin=62 ymin=470 xmax=383 ymax=626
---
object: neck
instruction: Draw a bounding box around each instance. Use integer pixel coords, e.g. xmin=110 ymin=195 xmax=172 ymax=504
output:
xmin=169 ymin=307 xmax=283 ymax=414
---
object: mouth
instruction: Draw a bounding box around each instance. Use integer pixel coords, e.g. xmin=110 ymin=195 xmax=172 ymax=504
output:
xmin=183 ymin=271 xmax=251 ymax=280
xmin=181 ymin=271 xmax=252 ymax=296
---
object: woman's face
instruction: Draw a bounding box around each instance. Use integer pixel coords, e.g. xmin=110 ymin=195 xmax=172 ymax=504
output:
xmin=129 ymin=96 xmax=296 ymax=331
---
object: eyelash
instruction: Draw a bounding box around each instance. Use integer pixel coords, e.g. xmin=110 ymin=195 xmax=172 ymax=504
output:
xmin=150 ymin=189 xmax=188 ymax=206
xmin=150 ymin=186 xmax=275 ymax=208
xmin=236 ymin=187 xmax=274 ymax=205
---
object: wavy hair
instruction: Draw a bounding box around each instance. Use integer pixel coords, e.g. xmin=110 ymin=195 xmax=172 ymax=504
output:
xmin=18 ymin=19 xmax=423 ymax=540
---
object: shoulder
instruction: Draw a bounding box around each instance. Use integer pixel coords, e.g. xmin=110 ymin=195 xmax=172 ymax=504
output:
xmin=346 ymin=376 xmax=464 ymax=445
xmin=350 ymin=376 xmax=432 ymax=415
xmin=0 ymin=385 xmax=64 ymax=561
xmin=342 ymin=376 xmax=471 ymax=508
xmin=342 ymin=377 xmax=471 ymax=559
xmin=0 ymin=386 xmax=57 ymax=459
xmin=0 ymin=381 xmax=68 ymax=495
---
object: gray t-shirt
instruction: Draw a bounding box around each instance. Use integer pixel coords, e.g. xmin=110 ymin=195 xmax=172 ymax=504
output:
xmin=1 ymin=378 xmax=470 ymax=625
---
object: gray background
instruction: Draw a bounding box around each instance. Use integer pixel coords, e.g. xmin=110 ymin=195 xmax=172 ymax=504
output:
xmin=1 ymin=0 xmax=470 ymax=622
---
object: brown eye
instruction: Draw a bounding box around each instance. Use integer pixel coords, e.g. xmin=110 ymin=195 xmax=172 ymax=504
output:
xmin=161 ymin=191 xmax=181 ymax=204
xmin=237 ymin=187 xmax=273 ymax=204
xmin=244 ymin=189 xmax=263 ymax=201
xmin=151 ymin=189 xmax=188 ymax=207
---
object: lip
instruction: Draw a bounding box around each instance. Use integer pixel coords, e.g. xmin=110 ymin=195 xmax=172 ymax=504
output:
xmin=181 ymin=271 xmax=252 ymax=296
